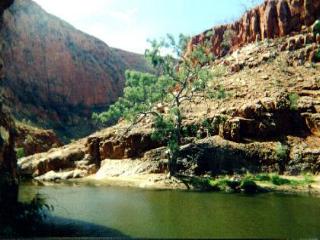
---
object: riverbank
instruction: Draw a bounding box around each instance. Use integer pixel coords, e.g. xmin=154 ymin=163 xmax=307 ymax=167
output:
xmin=51 ymin=173 xmax=320 ymax=195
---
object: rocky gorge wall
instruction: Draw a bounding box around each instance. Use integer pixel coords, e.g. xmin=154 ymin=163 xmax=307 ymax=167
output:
xmin=0 ymin=0 xmax=18 ymax=227
xmin=0 ymin=0 xmax=152 ymax=140
xmin=187 ymin=0 xmax=320 ymax=58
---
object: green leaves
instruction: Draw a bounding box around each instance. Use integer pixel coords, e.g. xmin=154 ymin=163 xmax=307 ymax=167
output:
xmin=15 ymin=148 xmax=25 ymax=159
xmin=151 ymin=115 xmax=175 ymax=142
xmin=93 ymin=70 xmax=164 ymax=123
xmin=313 ymin=19 xmax=320 ymax=36
xmin=288 ymin=93 xmax=299 ymax=111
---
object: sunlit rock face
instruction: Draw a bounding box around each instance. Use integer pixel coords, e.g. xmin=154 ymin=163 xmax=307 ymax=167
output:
xmin=0 ymin=0 xmax=18 ymax=227
xmin=0 ymin=0 xmax=151 ymax=140
xmin=187 ymin=0 xmax=320 ymax=58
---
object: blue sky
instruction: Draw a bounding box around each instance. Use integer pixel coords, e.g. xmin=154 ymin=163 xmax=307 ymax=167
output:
xmin=33 ymin=0 xmax=262 ymax=54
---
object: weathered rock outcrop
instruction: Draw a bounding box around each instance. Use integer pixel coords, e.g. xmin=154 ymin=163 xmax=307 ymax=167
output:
xmin=87 ymin=129 xmax=162 ymax=161
xmin=15 ymin=123 xmax=62 ymax=157
xmin=0 ymin=0 xmax=152 ymax=140
xmin=187 ymin=0 xmax=320 ymax=58
xmin=218 ymin=94 xmax=310 ymax=142
xmin=18 ymin=139 xmax=88 ymax=178
xmin=18 ymin=125 xmax=162 ymax=179
xmin=177 ymin=137 xmax=280 ymax=175
xmin=0 ymin=0 xmax=18 ymax=228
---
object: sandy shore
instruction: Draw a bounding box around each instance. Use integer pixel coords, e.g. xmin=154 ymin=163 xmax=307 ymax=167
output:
xmin=78 ymin=173 xmax=189 ymax=190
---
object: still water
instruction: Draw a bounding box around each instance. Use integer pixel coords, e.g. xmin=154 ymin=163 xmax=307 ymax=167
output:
xmin=19 ymin=182 xmax=320 ymax=238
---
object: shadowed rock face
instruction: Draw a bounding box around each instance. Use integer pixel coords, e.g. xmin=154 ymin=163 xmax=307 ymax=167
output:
xmin=0 ymin=0 xmax=13 ymax=15
xmin=0 ymin=0 xmax=18 ymax=228
xmin=0 ymin=0 xmax=151 ymax=140
xmin=15 ymin=123 xmax=62 ymax=157
xmin=187 ymin=0 xmax=320 ymax=58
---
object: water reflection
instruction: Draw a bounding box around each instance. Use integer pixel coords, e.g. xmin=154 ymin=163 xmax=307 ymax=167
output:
xmin=19 ymin=182 xmax=320 ymax=238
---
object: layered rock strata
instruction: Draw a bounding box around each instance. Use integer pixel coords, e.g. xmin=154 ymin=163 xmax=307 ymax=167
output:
xmin=187 ymin=0 xmax=320 ymax=58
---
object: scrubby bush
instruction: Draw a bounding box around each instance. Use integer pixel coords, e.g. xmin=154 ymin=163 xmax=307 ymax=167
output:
xmin=253 ymin=173 xmax=271 ymax=182
xmin=288 ymin=93 xmax=299 ymax=110
xmin=15 ymin=148 xmax=25 ymax=159
xmin=240 ymin=179 xmax=258 ymax=193
xmin=314 ymin=49 xmax=320 ymax=62
xmin=270 ymin=174 xmax=290 ymax=185
xmin=209 ymin=86 xmax=227 ymax=99
xmin=313 ymin=19 xmax=320 ymax=36
xmin=209 ymin=177 xmax=234 ymax=191
xmin=275 ymin=143 xmax=289 ymax=161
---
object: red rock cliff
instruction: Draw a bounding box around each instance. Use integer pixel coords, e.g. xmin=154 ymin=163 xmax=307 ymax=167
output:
xmin=187 ymin=0 xmax=320 ymax=57
xmin=0 ymin=0 xmax=151 ymax=140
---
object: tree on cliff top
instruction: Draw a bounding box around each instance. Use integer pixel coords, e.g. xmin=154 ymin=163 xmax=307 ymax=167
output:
xmin=94 ymin=33 xmax=219 ymax=176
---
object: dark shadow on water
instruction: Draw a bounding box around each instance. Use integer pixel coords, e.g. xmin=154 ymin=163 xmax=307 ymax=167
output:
xmin=28 ymin=216 xmax=131 ymax=238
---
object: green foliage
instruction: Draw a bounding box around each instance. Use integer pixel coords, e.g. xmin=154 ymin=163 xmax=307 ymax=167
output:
xmin=275 ymin=143 xmax=289 ymax=161
xmin=314 ymin=49 xmax=320 ymax=62
xmin=302 ymin=173 xmax=315 ymax=185
xmin=145 ymin=34 xmax=217 ymax=175
xmin=251 ymin=173 xmax=271 ymax=181
xmin=313 ymin=20 xmax=320 ymax=36
xmin=288 ymin=93 xmax=299 ymax=110
xmin=201 ymin=119 xmax=214 ymax=137
xmin=209 ymin=177 xmax=258 ymax=193
xmin=15 ymin=148 xmax=25 ymax=159
xmin=151 ymin=116 xmax=175 ymax=141
xmin=0 ymin=193 xmax=53 ymax=237
xmin=151 ymin=115 xmax=180 ymax=173
xmin=187 ymin=173 xmax=315 ymax=193
xmin=93 ymin=71 xmax=162 ymax=123
xmin=208 ymin=177 xmax=234 ymax=191
xmin=209 ymin=86 xmax=227 ymax=99
xmin=244 ymin=173 xmax=315 ymax=187
xmin=270 ymin=174 xmax=290 ymax=186
xmin=240 ymin=179 xmax=258 ymax=193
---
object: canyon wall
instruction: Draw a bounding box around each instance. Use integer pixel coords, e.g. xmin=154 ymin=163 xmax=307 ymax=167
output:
xmin=0 ymin=0 xmax=18 ymax=227
xmin=187 ymin=0 xmax=320 ymax=57
xmin=0 ymin=0 xmax=151 ymax=140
